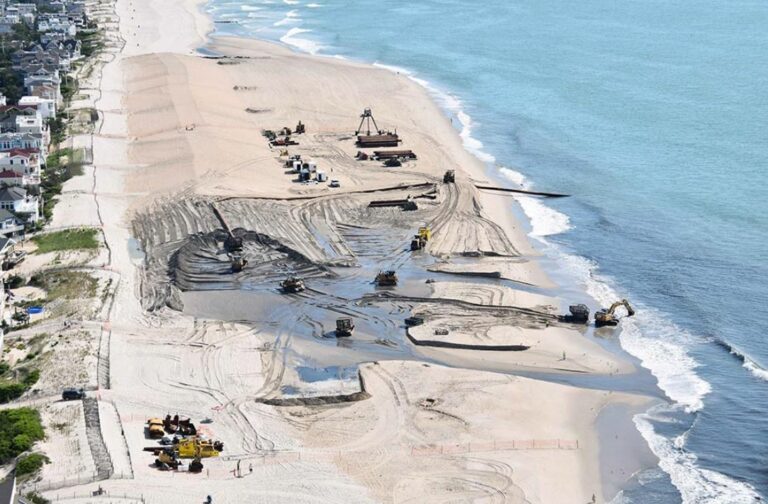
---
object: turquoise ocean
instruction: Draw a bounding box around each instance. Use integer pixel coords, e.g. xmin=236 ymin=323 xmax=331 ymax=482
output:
xmin=203 ymin=1 xmax=768 ymax=502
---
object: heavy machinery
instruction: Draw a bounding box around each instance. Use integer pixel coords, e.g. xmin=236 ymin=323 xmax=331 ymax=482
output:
xmin=146 ymin=418 xmax=165 ymax=439
xmin=336 ymin=317 xmax=355 ymax=337
xmin=163 ymin=415 xmax=197 ymax=436
xmin=177 ymin=437 xmax=223 ymax=459
xmin=155 ymin=449 xmax=181 ymax=471
xmin=595 ymin=299 xmax=635 ymax=327
xmin=355 ymin=108 xmax=401 ymax=147
xmin=229 ymin=252 xmax=247 ymax=273
xmin=280 ymin=277 xmax=306 ymax=293
xmin=443 ymin=170 xmax=455 ymax=183
xmin=560 ymin=304 xmax=590 ymax=324
xmin=410 ymin=226 xmax=431 ymax=251
xmin=383 ymin=157 xmax=402 ymax=167
xmin=375 ymin=270 xmax=398 ymax=286
xmin=295 ymin=121 xmax=306 ymax=134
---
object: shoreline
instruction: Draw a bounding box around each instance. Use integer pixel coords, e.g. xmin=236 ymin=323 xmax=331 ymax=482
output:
xmin=22 ymin=0 xmax=659 ymax=502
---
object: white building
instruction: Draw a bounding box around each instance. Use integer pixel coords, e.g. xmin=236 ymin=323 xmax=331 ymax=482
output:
xmin=19 ymin=96 xmax=56 ymax=120
xmin=0 ymin=186 xmax=40 ymax=223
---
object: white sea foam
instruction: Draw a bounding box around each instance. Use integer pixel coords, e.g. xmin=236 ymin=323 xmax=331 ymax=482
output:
xmin=280 ymin=27 xmax=321 ymax=54
xmin=307 ymin=3 xmax=323 ymax=7
xmin=274 ymin=9 xmax=300 ymax=26
xmin=240 ymin=5 xmax=261 ymax=10
xmin=283 ymin=0 xmax=300 ymax=4
xmin=634 ymin=407 xmax=761 ymax=503
xmin=726 ymin=344 xmax=768 ymax=381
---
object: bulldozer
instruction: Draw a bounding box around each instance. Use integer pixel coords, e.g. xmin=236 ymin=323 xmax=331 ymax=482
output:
xmin=280 ymin=277 xmax=306 ymax=293
xmin=443 ymin=170 xmax=455 ymax=183
xmin=229 ymin=252 xmax=247 ymax=273
xmin=295 ymin=121 xmax=306 ymax=134
xmin=595 ymin=299 xmax=635 ymax=327
xmin=336 ymin=317 xmax=355 ymax=337
xmin=155 ymin=449 xmax=181 ymax=471
xmin=410 ymin=226 xmax=431 ymax=251
xmin=375 ymin=270 xmax=398 ymax=286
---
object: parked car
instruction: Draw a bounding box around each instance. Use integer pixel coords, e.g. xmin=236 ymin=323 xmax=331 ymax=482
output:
xmin=329 ymin=180 xmax=340 ymax=188
xmin=61 ymin=387 xmax=84 ymax=401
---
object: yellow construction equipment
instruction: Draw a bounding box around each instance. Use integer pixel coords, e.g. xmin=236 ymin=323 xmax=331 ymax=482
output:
xmin=595 ymin=299 xmax=635 ymax=327
xmin=410 ymin=226 xmax=432 ymax=251
xmin=146 ymin=418 xmax=165 ymax=439
xmin=176 ymin=437 xmax=224 ymax=459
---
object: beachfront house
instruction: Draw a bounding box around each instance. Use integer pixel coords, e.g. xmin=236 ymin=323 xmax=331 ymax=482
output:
xmin=0 ymin=104 xmax=39 ymax=133
xmin=0 ymin=209 xmax=24 ymax=237
xmin=0 ymin=186 xmax=40 ymax=223
xmin=0 ymin=133 xmax=47 ymax=158
xmin=19 ymin=95 xmax=56 ymax=119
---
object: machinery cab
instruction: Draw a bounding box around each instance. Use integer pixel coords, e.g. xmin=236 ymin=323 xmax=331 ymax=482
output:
xmin=280 ymin=277 xmax=306 ymax=293
xmin=443 ymin=170 xmax=455 ymax=183
xmin=375 ymin=270 xmax=398 ymax=286
xmin=336 ymin=317 xmax=355 ymax=337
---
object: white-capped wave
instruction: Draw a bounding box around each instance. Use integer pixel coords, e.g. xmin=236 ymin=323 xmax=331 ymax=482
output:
xmin=307 ymin=3 xmax=322 ymax=7
xmin=274 ymin=9 xmax=300 ymax=26
xmin=280 ymin=27 xmax=322 ymax=54
xmin=498 ymin=166 xmax=571 ymax=236
xmin=720 ymin=342 xmax=768 ymax=382
xmin=283 ymin=0 xmax=300 ymax=4
xmin=241 ymin=5 xmax=261 ymax=11
xmin=635 ymin=406 xmax=761 ymax=503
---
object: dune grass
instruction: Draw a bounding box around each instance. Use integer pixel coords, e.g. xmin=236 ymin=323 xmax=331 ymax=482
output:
xmin=32 ymin=228 xmax=99 ymax=254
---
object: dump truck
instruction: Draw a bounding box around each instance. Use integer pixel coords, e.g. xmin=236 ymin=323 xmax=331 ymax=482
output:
xmin=375 ymin=270 xmax=398 ymax=286
xmin=280 ymin=277 xmax=306 ymax=293
xmin=147 ymin=418 xmax=165 ymax=439
xmin=443 ymin=170 xmax=455 ymax=183
xmin=336 ymin=317 xmax=355 ymax=337
xmin=595 ymin=299 xmax=635 ymax=327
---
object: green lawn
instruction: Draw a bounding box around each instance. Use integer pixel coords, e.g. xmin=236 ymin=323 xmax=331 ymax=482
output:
xmin=32 ymin=228 xmax=99 ymax=254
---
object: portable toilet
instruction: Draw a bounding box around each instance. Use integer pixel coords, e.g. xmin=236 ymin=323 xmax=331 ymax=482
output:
xmin=308 ymin=161 xmax=317 ymax=173
xmin=292 ymin=160 xmax=302 ymax=172
xmin=317 ymin=170 xmax=327 ymax=182
xmin=300 ymin=168 xmax=310 ymax=181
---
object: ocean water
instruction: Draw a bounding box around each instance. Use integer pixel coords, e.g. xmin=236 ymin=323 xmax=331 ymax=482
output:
xmin=204 ymin=0 xmax=768 ymax=502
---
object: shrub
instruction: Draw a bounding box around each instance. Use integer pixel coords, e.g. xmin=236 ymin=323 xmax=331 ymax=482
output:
xmin=25 ymin=492 xmax=51 ymax=504
xmin=16 ymin=453 xmax=49 ymax=476
xmin=0 ymin=383 xmax=27 ymax=404
xmin=6 ymin=275 xmax=24 ymax=289
xmin=32 ymin=228 xmax=99 ymax=254
xmin=0 ymin=408 xmax=44 ymax=463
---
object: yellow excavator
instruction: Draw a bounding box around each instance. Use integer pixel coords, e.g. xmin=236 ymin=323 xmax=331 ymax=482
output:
xmin=595 ymin=299 xmax=635 ymax=327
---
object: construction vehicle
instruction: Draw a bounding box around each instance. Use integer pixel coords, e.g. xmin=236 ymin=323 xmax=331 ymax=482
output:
xmin=595 ymin=299 xmax=635 ymax=327
xmin=375 ymin=270 xmax=398 ymax=286
xmin=229 ymin=252 xmax=247 ymax=273
xmin=383 ymin=157 xmax=402 ymax=167
xmin=280 ymin=277 xmax=306 ymax=293
xmin=295 ymin=121 xmax=306 ymax=134
xmin=410 ymin=226 xmax=431 ymax=251
xmin=559 ymin=304 xmax=590 ymax=324
xmin=155 ymin=449 xmax=181 ymax=471
xmin=146 ymin=418 xmax=165 ymax=439
xmin=405 ymin=316 xmax=424 ymax=327
xmin=443 ymin=170 xmax=455 ymax=183
xmin=336 ymin=317 xmax=355 ymax=337
xmin=163 ymin=415 xmax=197 ymax=436
xmin=177 ymin=437 xmax=223 ymax=459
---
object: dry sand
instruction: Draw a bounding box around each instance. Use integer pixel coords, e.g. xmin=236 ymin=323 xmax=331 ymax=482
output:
xmin=18 ymin=0 xmax=658 ymax=502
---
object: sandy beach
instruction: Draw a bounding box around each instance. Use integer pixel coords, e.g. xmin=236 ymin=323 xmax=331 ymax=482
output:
xmin=21 ymin=0 xmax=658 ymax=502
